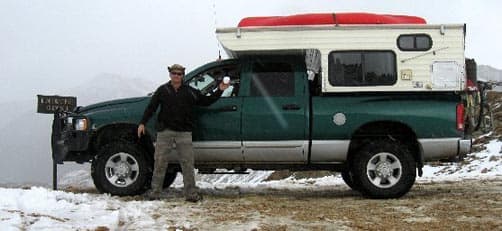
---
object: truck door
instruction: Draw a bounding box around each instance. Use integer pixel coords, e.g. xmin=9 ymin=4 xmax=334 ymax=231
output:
xmin=189 ymin=62 xmax=243 ymax=162
xmin=241 ymin=56 xmax=308 ymax=163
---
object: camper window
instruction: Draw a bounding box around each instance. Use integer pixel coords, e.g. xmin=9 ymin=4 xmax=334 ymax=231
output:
xmin=328 ymin=51 xmax=397 ymax=87
xmin=397 ymin=34 xmax=432 ymax=51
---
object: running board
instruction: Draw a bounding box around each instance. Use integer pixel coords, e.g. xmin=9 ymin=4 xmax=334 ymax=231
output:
xmin=198 ymin=171 xmax=250 ymax=174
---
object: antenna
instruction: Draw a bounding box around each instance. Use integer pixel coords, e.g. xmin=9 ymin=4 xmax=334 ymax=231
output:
xmin=213 ymin=0 xmax=222 ymax=60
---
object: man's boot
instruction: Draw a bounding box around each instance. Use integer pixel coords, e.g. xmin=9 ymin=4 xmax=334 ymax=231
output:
xmin=145 ymin=189 xmax=163 ymax=201
xmin=185 ymin=191 xmax=203 ymax=203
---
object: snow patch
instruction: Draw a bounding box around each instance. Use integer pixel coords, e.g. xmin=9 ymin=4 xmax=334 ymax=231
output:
xmin=0 ymin=187 xmax=120 ymax=230
xmin=418 ymin=139 xmax=502 ymax=183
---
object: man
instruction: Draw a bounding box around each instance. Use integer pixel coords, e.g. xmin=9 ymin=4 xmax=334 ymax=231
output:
xmin=138 ymin=64 xmax=229 ymax=202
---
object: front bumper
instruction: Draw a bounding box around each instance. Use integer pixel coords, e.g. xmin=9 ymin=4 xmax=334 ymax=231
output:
xmin=51 ymin=112 xmax=90 ymax=163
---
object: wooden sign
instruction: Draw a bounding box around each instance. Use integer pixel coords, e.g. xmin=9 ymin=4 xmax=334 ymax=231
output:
xmin=37 ymin=95 xmax=77 ymax=114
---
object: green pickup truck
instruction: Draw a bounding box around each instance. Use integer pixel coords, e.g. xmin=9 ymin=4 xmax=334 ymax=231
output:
xmin=52 ymin=55 xmax=471 ymax=199
xmin=52 ymin=22 xmax=474 ymax=199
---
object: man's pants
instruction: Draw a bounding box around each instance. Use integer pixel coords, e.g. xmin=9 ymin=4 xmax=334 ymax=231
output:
xmin=150 ymin=129 xmax=197 ymax=197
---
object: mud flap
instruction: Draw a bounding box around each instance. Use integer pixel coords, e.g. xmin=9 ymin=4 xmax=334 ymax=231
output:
xmin=417 ymin=142 xmax=425 ymax=177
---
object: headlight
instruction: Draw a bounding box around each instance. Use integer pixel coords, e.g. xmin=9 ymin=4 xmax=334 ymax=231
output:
xmin=74 ymin=118 xmax=88 ymax=131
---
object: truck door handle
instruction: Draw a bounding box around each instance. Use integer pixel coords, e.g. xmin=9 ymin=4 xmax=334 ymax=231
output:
xmin=282 ymin=104 xmax=301 ymax=110
xmin=218 ymin=105 xmax=238 ymax=112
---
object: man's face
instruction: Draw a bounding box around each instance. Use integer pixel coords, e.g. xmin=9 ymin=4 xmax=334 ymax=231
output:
xmin=169 ymin=71 xmax=184 ymax=85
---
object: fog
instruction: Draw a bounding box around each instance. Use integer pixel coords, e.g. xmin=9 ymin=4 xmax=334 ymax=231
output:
xmin=0 ymin=0 xmax=501 ymax=185
xmin=1 ymin=0 xmax=501 ymax=101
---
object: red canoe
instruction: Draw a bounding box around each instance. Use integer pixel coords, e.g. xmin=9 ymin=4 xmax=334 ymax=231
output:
xmin=238 ymin=13 xmax=426 ymax=27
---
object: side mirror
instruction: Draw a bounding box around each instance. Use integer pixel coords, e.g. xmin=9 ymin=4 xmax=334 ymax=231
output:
xmin=307 ymin=70 xmax=315 ymax=81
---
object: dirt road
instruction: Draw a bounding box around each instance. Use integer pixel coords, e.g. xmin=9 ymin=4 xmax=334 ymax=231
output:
xmin=114 ymin=179 xmax=502 ymax=230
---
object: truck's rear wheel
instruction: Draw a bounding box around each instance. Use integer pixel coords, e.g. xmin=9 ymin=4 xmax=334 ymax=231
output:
xmin=91 ymin=142 xmax=150 ymax=196
xmin=351 ymin=140 xmax=416 ymax=199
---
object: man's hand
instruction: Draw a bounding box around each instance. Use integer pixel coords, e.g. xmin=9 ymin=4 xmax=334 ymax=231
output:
xmin=137 ymin=124 xmax=145 ymax=138
xmin=219 ymin=82 xmax=230 ymax=91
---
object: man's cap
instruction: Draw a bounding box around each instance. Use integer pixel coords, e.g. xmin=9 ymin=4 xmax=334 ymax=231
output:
xmin=168 ymin=64 xmax=186 ymax=73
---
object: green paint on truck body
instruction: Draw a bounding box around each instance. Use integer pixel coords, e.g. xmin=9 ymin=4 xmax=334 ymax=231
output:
xmin=311 ymin=93 xmax=462 ymax=140
xmin=76 ymin=58 xmax=462 ymax=143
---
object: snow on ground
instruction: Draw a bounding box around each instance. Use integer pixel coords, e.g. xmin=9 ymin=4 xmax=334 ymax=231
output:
xmin=419 ymin=138 xmax=502 ymax=182
xmin=1 ymin=139 xmax=501 ymax=230
xmin=0 ymin=186 xmax=195 ymax=230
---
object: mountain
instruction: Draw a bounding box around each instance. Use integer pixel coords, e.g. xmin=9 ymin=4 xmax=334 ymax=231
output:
xmin=61 ymin=73 xmax=160 ymax=106
xmin=0 ymin=100 xmax=34 ymax=129
xmin=0 ymin=74 xmax=157 ymax=185
xmin=477 ymin=65 xmax=502 ymax=82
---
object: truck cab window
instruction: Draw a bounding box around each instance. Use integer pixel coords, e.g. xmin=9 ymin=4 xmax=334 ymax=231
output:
xmin=189 ymin=74 xmax=215 ymax=94
xmin=188 ymin=64 xmax=240 ymax=97
xmin=250 ymin=62 xmax=295 ymax=97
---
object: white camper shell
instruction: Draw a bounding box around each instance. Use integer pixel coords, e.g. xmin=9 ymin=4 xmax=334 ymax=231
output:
xmin=216 ymin=24 xmax=466 ymax=92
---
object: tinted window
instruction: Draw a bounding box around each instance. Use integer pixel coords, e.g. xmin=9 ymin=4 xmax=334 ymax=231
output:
xmin=189 ymin=64 xmax=240 ymax=97
xmin=398 ymin=34 xmax=432 ymax=51
xmin=250 ymin=62 xmax=295 ymax=97
xmin=328 ymin=51 xmax=396 ymax=86
xmin=188 ymin=74 xmax=216 ymax=95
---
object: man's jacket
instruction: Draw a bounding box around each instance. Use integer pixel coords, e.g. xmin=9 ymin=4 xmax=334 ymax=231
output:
xmin=140 ymin=81 xmax=223 ymax=132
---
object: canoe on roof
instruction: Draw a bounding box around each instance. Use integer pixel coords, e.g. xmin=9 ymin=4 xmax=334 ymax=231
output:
xmin=238 ymin=12 xmax=426 ymax=27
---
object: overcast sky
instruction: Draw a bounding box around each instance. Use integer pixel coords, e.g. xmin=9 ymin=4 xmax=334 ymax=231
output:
xmin=1 ymin=0 xmax=500 ymax=101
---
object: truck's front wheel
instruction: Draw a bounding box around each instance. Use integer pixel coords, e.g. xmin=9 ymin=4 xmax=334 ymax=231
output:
xmin=351 ymin=140 xmax=416 ymax=199
xmin=91 ymin=142 xmax=150 ymax=196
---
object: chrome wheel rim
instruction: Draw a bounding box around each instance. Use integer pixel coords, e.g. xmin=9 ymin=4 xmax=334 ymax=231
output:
xmin=105 ymin=152 xmax=139 ymax=188
xmin=366 ymin=152 xmax=402 ymax=189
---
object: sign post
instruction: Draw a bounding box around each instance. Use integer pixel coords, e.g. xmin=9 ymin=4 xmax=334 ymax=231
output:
xmin=37 ymin=95 xmax=77 ymax=190
xmin=53 ymin=150 xmax=57 ymax=190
